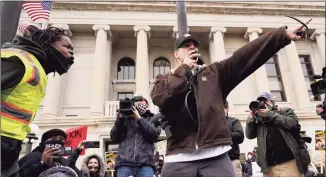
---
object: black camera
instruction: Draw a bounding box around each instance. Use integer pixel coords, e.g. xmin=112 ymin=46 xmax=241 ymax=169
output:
xmin=301 ymin=135 xmax=312 ymax=144
xmin=84 ymin=141 xmax=100 ymax=148
xmin=118 ymin=96 xmax=143 ymax=116
xmin=249 ymin=101 xmax=266 ymax=112
xmin=57 ymin=146 xmax=72 ymax=156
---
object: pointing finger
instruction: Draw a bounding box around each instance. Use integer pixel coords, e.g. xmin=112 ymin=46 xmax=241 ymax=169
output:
xmin=295 ymin=18 xmax=312 ymax=32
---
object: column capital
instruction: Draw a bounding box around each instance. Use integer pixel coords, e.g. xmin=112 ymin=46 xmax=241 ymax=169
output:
xmin=209 ymin=27 xmax=227 ymax=39
xmin=172 ymin=26 xmax=190 ymax=38
xmin=51 ymin=24 xmax=72 ymax=37
xmin=310 ymin=29 xmax=325 ymax=40
xmin=244 ymin=27 xmax=263 ymax=39
xmin=92 ymin=25 xmax=112 ymax=36
xmin=133 ymin=25 xmax=150 ymax=37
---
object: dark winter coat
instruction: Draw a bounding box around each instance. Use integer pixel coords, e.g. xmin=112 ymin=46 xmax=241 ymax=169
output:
xmin=150 ymin=26 xmax=291 ymax=156
xmin=18 ymin=145 xmax=78 ymax=177
xmin=226 ymin=115 xmax=244 ymax=160
xmin=110 ymin=111 xmax=162 ymax=169
xmin=245 ymin=107 xmax=304 ymax=173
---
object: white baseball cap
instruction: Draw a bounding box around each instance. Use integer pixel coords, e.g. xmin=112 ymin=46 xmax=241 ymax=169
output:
xmin=134 ymin=92 xmax=149 ymax=103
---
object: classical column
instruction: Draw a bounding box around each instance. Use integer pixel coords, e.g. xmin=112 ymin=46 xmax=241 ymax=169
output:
xmin=284 ymin=41 xmax=311 ymax=110
xmin=208 ymin=37 xmax=216 ymax=65
xmin=172 ymin=26 xmax=190 ymax=38
xmin=209 ymin=27 xmax=235 ymax=110
xmin=244 ymin=28 xmax=270 ymax=95
xmin=311 ymin=29 xmax=325 ymax=65
xmin=42 ymin=24 xmax=71 ymax=118
xmin=89 ymin=25 xmax=111 ymax=117
xmin=134 ymin=25 xmax=150 ymax=98
xmin=209 ymin=27 xmax=226 ymax=62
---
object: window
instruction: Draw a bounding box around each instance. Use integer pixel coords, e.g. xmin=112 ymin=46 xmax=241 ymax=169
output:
xmin=299 ymin=55 xmax=321 ymax=101
xmin=117 ymin=57 xmax=135 ymax=80
xmin=265 ymin=56 xmax=286 ymax=102
xmin=117 ymin=92 xmax=134 ymax=100
xmin=153 ymin=57 xmax=171 ymax=78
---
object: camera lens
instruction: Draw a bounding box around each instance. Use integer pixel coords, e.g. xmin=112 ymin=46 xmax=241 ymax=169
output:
xmin=249 ymin=101 xmax=260 ymax=111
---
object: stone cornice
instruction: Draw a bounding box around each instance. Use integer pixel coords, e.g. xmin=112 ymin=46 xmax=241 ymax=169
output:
xmin=34 ymin=111 xmax=323 ymax=127
xmin=52 ymin=2 xmax=325 ymax=17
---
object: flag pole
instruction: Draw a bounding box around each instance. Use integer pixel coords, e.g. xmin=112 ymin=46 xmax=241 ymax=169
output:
xmin=0 ymin=1 xmax=23 ymax=45
xmin=41 ymin=20 xmax=48 ymax=30
xmin=176 ymin=1 xmax=188 ymax=37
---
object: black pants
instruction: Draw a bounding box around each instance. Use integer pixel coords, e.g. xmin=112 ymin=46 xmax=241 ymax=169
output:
xmin=1 ymin=136 xmax=22 ymax=177
xmin=161 ymin=153 xmax=236 ymax=177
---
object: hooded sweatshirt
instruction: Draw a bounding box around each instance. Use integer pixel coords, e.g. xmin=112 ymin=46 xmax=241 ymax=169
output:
xmin=1 ymin=35 xmax=51 ymax=91
xmin=67 ymin=148 xmax=107 ymax=177
xmin=18 ymin=145 xmax=73 ymax=177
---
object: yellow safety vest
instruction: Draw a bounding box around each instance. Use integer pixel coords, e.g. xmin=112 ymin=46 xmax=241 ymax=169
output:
xmin=1 ymin=48 xmax=47 ymax=141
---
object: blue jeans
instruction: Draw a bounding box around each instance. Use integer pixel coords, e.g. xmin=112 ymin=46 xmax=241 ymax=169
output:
xmin=117 ymin=166 xmax=154 ymax=177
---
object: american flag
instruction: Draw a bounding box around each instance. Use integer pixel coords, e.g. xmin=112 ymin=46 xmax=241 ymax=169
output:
xmin=17 ymin=21 xmax=32 ymax=33
xmin=22 ymin=0 xmax=53 ymax=22
xmin=17 ymin=21 xmax=41 ymax=34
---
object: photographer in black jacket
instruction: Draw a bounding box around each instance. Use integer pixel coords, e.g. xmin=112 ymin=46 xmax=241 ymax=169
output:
xmin=224 ymin=101 xmax=244 ymax=177
xmin=246 ymin=92 xmax=306 ymax=177
xmin=110 ymin=93 xmax=162 ymax=177
xmin=18 ymin=129 xmax=78 ymax=177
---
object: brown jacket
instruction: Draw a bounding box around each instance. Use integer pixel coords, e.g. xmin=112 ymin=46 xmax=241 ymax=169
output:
xmin=150 ymin=26 xmax=291 ymax=155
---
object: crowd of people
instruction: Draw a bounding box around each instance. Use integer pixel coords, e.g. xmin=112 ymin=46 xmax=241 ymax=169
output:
xmin=2 ymin=17 xmax=326 ymax=177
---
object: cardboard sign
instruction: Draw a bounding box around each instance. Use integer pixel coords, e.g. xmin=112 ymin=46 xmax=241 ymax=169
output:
xmin=64 ymin=126 xmax=88 ymax=155
xmin=315 ymin=130 xmax=326 ymax=151
xmin=106 ymin=151 xmax=117 ymax=169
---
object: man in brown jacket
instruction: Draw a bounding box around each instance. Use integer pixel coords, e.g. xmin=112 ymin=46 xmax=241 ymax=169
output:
xmin=150 ymin=19 xmax=311 ymax=177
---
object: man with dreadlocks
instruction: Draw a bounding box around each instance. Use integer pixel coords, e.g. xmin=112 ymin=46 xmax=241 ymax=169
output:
xmin=1 ymin=22 xmax=75 ymax=177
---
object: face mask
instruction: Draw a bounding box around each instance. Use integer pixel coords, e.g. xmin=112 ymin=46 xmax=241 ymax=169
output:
xmin=44 ymin=139 xmax=64 ymax=149
xmin=248 ymin=155 xmax=252 ymax=160
xmin=266 ymin=102 xmax=275 ymax=110
xmin=135 ymin=104 xmax=148 ymax=115
xmin=47 ymin=45 xmax=74 ymax=75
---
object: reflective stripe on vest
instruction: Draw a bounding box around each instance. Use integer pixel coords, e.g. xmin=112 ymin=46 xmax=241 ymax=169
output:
xmin=2 ymin=48 xmax=40 ymax=86
xmin=1 ymin=101 xmax=33 ymax=124
xmin=1 ymin=48 xmax=47 ymax=141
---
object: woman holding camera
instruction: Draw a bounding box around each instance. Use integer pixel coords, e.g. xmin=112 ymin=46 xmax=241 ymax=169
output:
xmin=110 ymin=93 xmax=163 ymax=177
xmin=67 ymin=141 xmax=107 ymax=177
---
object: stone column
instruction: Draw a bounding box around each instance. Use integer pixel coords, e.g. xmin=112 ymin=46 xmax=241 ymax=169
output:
xmin=172 ymin=26 xmax=190 ymax=39
xmin=209 ymin=27 xmax=226 ymax=62
xmin=208 ymin=37 xmax=216 ymax=65
xmin=209 ymin=27 xmax=235 ymax=110
xmin=134 ymin=25 xmax=150 ymax=98
xmin=42 ymin=24 xmax=71 ymax=118
xmin=311 ymin=29 xmax=325 ymax=66
xmin=89 ymin=25 xmax=111 ymax=117
xmin=284 ymin=41 xmax=311 ymax=110
xmin=244 ymin=28 xmax=270 ymax=95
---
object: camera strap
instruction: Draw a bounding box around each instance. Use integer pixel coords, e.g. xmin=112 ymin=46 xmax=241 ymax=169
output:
xmin=184 ymin=67 xmax=206 ymax=124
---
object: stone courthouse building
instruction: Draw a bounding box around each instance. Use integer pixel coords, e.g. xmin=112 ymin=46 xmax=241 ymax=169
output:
xmin=18 ymin=1 xmax=325 ymax=168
